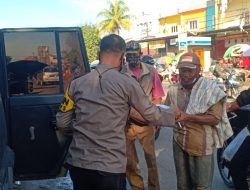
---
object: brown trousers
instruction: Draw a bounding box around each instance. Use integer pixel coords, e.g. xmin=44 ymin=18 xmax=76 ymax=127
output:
xmin=126 ymin=124 xmax=160 ymax=190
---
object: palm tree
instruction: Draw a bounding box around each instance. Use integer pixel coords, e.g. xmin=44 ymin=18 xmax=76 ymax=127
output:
xmin=97 ymin=0 xmax=135 ymax=35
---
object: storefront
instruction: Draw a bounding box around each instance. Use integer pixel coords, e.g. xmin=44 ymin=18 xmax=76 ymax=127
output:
xmin=139 ymin=40 xmax=167 ymax=57
xmin=183 ymin=36 xmax=212 ymax=71
xmin=138 ymin=35 xmax=212 ymax=71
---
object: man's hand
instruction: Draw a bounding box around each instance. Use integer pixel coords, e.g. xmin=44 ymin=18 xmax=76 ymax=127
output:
xmin=172 ymin=104 xmax=189 ymax=122
xmin=176 ymin=112 xmax=189 ymax=122
xmin=227 ymin=101 xmax=240 ymax=112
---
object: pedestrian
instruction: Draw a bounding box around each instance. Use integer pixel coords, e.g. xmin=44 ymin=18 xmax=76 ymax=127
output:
xmin=227 ymin=88 xmax=250 ymax=190
xmin=164 ymin=52 xmax=233 ymax=190
xmin=124 ymin=40 xmax=165 ymax=190
xmin=56 ymin=34 xmax=177 ymax=190
xmin=213 ymin=58 xmax=231 ymax=79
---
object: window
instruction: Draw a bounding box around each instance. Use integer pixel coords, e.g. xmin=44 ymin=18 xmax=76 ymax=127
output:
xmin=4 ymin=32 xmax=60 ymax=96
xmin=4 ymin=31 xmax=87 ymax=96
xmin=188 ymin=20 xmax=199 ymax=31
xmin=59 ymin=32 xmax=86 ymax=91
xmin=171 ymin=25 xmax=178 ymax=33
xmin=212 ymin=15 xmax=215 ymax=30
xmin=244 ymin=11 xmax=249 ymax=25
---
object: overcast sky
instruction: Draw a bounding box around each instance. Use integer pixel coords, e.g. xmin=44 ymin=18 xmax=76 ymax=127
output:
xmin=0 ymin=0 xmax=207 ymax=38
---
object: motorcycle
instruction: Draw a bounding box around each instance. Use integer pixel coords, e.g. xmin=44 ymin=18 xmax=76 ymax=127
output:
xmin=217 ymin=105 xmax=250 ymax=188
xmin=215 ymin=69 xmax=244 ymax=99
xmin=224 ymin=70 xmax=244 ymax=99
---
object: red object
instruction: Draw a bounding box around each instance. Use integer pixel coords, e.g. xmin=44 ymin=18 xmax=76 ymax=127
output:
xmin=171 ymin=72 xmax=179 ymax=83
xmin=241 ymin=56 xmax=250 ymax=69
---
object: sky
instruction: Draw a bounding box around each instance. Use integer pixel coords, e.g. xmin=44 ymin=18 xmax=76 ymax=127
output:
xmin=0 ymin=0 xmax=207 ymax=39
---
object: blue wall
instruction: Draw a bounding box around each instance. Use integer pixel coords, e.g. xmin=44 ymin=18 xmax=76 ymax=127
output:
xmin=206 ymin=5 xmax=215 ymax=31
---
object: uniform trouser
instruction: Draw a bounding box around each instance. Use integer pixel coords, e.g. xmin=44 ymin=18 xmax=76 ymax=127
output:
xmin=67 ymin=164 xmax=126 ymax=190
xmin=173 ymin=140 xmax=214 ymax=190
xmin=229 ymin=136 xmax=250 ymax=190
xmin=126 ymin=124 xmax=160 ymax=190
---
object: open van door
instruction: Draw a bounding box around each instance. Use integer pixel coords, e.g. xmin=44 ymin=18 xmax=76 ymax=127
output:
xmin=0 ymin=93 xmax=14 ymax=189
xmin=0 ymin=27 xmax=89 ymax=181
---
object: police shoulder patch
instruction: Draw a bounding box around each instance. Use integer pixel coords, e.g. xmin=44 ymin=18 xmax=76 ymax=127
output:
xmin=59 ymin=86 xmax=75 ymax=112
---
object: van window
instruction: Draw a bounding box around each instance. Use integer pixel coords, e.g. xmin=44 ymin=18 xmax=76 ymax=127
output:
xmin=4 ymin=32 xmax=60 ymax=95
xmin=59 ymin=32 xmax=85 ymax=90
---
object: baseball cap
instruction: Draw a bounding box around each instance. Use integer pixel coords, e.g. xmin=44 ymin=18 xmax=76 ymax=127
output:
xmin=177 ymin=52 xmax=201 ymax=69
xmin=126 ymin=40 xmax=141 ymax=53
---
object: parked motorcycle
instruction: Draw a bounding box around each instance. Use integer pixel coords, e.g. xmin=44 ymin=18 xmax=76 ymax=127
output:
xmin=215 ymin=69 xmax=244 ymax=99
xmin=225 ymin=70 xmax=244 ymax=99
xmin=217 ymin=105 xmax=250 ymax=188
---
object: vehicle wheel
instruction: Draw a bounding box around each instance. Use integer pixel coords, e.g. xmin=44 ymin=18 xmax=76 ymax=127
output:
xmin=155 ymin=127 xmax=161 ymax=140
xmin=217 ymin=148 xmax=234 ymax=188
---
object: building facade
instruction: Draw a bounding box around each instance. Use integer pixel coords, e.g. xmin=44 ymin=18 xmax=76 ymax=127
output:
xmin=138 ymin=0 xmax=250 ymax=71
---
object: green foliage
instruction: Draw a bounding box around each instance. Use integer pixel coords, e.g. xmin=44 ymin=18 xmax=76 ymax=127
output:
xmin=81 ymin=24 xmax=100 ymax=63
xmin=97 ymin=0 xmax=135 ymax=35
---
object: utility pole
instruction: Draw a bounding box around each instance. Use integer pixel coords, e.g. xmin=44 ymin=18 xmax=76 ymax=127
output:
xmin=137 ymin=12 xmax=152 ymax=38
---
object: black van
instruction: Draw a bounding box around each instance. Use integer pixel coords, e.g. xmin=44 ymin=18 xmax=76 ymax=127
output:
xmin=0 ymin=27 xmax=89 ymax=189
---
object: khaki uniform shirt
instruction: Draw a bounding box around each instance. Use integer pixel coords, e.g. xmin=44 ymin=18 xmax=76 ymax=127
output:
xmin=56 ymin=64 xmax=175 ymax=173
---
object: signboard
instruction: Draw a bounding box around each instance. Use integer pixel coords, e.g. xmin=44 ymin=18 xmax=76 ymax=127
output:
xmin=178 ymin=33 xmax=188 ymax=51
xmin=170 ymin=38 xmax=178 ymax=46
xmin=149 ymin=40 xmax=165 ymax=49
xmin=187 ymin=37 xmax=211 ymax=46
xmin=139 ymin=42 xmax=148 ymax=48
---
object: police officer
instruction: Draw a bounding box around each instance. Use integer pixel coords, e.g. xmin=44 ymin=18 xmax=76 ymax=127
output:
xmin=56 ymin=34 xmax=176 ymax=190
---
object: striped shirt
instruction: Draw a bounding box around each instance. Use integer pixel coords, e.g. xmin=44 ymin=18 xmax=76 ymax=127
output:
xmin=165 ymin=83 xmax=223 ymax=156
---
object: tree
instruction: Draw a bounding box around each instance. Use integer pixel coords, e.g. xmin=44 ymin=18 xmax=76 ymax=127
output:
xmin=97 ymin=0 xmax=135 ymax=35
xmin=81 ymin=24 xmax=100 ymax=63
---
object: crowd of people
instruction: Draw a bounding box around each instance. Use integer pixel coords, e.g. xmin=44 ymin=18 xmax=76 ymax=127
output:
xmin=56 ymin=33 xmax=250 ymax=190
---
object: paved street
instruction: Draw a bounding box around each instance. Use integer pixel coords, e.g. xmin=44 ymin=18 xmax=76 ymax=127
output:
xmin=18 ymin=127 xmax=232 ymax=190
xmin=132 ymin=127 xmax=232 ymax=190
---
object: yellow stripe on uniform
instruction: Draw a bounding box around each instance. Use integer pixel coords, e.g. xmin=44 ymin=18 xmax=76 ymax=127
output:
xmin=59 ymin=86 xmax=75 ymax=112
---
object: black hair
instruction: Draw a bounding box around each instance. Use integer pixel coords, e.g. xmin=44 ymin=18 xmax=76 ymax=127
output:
xmin=99 ymin=34 xmax=126 ymax=54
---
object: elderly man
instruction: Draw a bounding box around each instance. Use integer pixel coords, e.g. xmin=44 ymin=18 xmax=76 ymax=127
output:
xmin=165 ymin=52 xmax=233 ymax=190
xmin=56 ymin=34 xmax=177 ymax=190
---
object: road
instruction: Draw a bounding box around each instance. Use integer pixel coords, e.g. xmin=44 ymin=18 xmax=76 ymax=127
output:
xmin=18 ymin=127 xmax=232 ymax=190
xmin=132 ymin=127 xmax=232 ymax=190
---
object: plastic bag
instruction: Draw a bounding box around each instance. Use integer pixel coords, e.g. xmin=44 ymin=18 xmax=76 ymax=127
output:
xmin=222 ymin=127 xmax=250 ymax=161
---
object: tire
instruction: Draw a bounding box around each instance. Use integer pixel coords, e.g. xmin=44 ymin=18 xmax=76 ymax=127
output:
xmin=217 ymin=147 xmax=234 ymax=188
